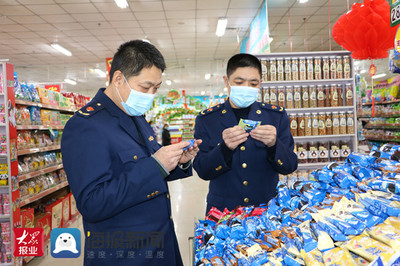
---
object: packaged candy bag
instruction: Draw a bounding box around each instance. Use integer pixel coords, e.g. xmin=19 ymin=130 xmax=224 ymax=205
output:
xmin=298 ymin=220 xmax=317 ymax=252
xmin=345 ymin=235 xmax=396 ymax=265
xmin=323 ymin=247 xmax=357 ymax=266
xmin=300 ymin=249 xmax=324 ymax=266
xmin=346 ymin=153 xmax=376 ymax=168
xmin=367 ymin=223 xmax=400 ymax=250
xmin=384 ymin=216 xmax=400 ymax=230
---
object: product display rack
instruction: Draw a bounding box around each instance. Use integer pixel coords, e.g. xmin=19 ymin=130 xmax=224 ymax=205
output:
xmin=0 ymin=61 xmax=18 ymax=265
xmin=255 ymin=51 xmax=357 ymax=170
xmin=169 ymin=116 xmax=195 ymax=142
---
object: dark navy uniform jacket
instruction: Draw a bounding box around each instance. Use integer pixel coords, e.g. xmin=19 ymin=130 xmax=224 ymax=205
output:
xmin=193 ymin=100 xmax=298 ymax=213
xmin=61 ymin=88 xmax=190 ymax=266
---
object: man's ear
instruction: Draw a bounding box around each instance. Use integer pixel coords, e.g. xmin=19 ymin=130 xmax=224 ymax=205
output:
xmin=112 ymin=70 xmax=124 ymax=88
xmin=223 ymin=75 xmax=229 ymax=88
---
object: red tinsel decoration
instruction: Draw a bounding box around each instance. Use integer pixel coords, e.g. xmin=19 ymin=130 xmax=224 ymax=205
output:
xmin=332 ymin=0 xmax=398 ymax=60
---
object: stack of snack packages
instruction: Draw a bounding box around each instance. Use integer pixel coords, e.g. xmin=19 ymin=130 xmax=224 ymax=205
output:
xmin=0 ymin=222 xmax=11 ymax=263
xmin=194 ymin=144 xmax=400 ymax=265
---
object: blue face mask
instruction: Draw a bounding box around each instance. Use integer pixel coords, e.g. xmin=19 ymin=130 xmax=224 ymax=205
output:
xmin=115 ymin=76 xmax=155 ymax=116
xmin=229 ymin=85 xmax=259 ymax=108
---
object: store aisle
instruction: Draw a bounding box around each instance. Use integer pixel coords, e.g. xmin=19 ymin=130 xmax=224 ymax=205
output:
xmin=27 ymin=172 xmax=209 ymax=266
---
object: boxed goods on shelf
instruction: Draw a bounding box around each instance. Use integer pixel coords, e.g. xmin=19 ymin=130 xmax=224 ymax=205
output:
xmin=35 ymin=213 xmax=51 ymax=242
xmin=20 ymin=208 xmax=34 ymax=228
xmin=1 ymin=222 xmax=11 ymax=263
xmin=0 ymin=164 xmax=8 ymax=186
xmin=0 ymin=194 xmax=10 ymax=216
xmin=69 ymin=192 xmax=79 ymax=218
xmin=194 ymin=143 xmax=400 ymax=265
xmin=61 ymin=194 xmax=70 ymax=226
xmin=45 ymin=199 xmax=63 ymax=229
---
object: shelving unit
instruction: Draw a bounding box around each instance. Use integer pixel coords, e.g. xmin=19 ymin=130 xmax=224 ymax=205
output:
xmin=18 ymin=164 xmax=63 ymax=182
xmin=17 ymin=144 xmax=61 ymax=156
xmin=16 ymin=125 xmax=64 ymax=130
xmin=0 ymin=61 xmax=17 ymax=265
xmin=20 ymin=181 xmax=69 ymax=207
xmin=15 ymin=99 xmax=75 ymax=112
xmin=255 ymin=51 xmax=357 ymax=170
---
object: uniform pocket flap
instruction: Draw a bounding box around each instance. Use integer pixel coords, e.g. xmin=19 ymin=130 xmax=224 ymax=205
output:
xmin=118 ymin=149 xmax=148 ymax=164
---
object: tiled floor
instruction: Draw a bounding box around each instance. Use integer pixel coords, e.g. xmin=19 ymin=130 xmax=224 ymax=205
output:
xmin=27 ymin=172 xmax=209 ymax=266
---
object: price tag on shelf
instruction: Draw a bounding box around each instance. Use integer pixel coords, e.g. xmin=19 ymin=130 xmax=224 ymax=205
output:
xmin=391 ymin=1 xmax=400 ymax=27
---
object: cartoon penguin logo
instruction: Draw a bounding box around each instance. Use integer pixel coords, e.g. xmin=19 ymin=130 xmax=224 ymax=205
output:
xmin=53 ymin=233 xmax=78 ymax=254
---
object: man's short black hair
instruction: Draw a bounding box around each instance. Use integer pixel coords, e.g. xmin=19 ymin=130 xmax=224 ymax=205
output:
xmin=226 ymin=53 xmax=262 ymax=78
xmin=109 ymin=40 xmax=166 ymax=82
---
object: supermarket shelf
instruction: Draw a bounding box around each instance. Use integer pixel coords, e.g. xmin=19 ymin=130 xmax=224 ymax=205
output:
xmin=261 ymin=78 xmax=353 ymax=86
xmin=357 ymin=114 xmax=400 ymax=118
xmin=365 ymin=125 xmax=400 ymax=130
xmin=16 ymin=125 xmax=64 ymax=130
xmin=364 ymin=137 xmax=400 ymax=143
xmin=0 ymin=215 xmax=9 ymax=220
xmin=17 ymin=145 xmax=60 ymax=156
xmin=286 ymin=106 xmax=354 ymax=113
xmin=0 ymin=124 xmax=6 ymax=127
xmin=20 ymin=181 xmax=69 ymax=207
xmin=362 ymin=99 xmax=400 ymax=106
xmin=18 ymin=163 xmax=63 ymax=182
xmin=298 ymin=162 xmax=328 ymax=169
xmin=294 ymin=134 xmax=355 ymax=140
xmin=15 ymin=99 xmax=75 ymax=113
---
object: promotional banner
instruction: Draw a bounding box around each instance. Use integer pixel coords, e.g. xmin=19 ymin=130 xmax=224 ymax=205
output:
xmin=240 ymin=0 xmax=270 ymax=54
xmin=44 ymin=84 xmax=61 ymax=92
xmin=6 ymin=63 xmax=20 ymax=228
xmin=106 ymin=58 xmax=113 ymax=83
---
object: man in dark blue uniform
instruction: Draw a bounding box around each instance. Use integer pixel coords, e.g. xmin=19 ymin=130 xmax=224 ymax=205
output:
xmin=61 ymin=40 xmax=201 ymax=266
xmin=194 ymin=53 xmax=298 ymax=213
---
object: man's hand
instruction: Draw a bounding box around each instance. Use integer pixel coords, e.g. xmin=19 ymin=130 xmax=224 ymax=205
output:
xmin=179 ymin=139 xmax=202 ymax=164
xmin=250 ymin=125 xmax=277 ymax=147
xmin=222 ymin=126 xmax=249 ymax=150
xmin=154 ymin=141 xmax=190 ymax=172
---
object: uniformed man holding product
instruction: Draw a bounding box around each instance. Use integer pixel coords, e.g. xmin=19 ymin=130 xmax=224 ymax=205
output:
xmin=61 ymin=40 xmax=201 ymax=266
xmin=194 ymin=53 xmax=298 ymax=213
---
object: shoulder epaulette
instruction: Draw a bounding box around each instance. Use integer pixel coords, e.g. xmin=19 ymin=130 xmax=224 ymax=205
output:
xmin=198 ymin=104 xmax=224 ymax=116
xmin=258 ymin=102 xmax=285 ymax=113
xmin=76 ymin=101 xmax=104 ymax=118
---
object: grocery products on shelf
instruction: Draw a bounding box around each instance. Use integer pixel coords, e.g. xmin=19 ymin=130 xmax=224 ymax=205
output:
xmin=289 ymin=111 xmax=354 ymax=137
xmin=194 ymin=143 xmax=400 ymax=265
xmin=14 ymin=72 xmax=89 ymax=110
xmin=260 ymin=55 xmax=351 ymax=82
xmin=264 ymin=83 xmax=353 ymax=109
xmin=257 ymin=52 xmax=357 ymax=171
xmin=295 ymin=140 xmax=351 ymax=164
xmin=19 ymin=169 xmax=67 ymax=199
xmin=16 ymin=105 xmax=72 ymax=127
xmin=17 ymin=130 xmax=61 ymax=150
xmin=18 ymin=151 xmax=62 ymax=175
xmin=0 ymin=222 xmax=12 ymax=264
xmin=358 ymin=104 xmax=400 ymax=117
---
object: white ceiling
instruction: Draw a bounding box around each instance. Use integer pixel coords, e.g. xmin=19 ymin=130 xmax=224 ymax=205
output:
xmin=0 ymin=0 xmax=375 ymax=97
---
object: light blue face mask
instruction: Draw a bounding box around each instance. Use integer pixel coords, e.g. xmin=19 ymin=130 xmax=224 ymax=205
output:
xmin=115 ymin=76 xmax=155 ymax=116
xmin=229 ymin=85 xmax=259 ymax=108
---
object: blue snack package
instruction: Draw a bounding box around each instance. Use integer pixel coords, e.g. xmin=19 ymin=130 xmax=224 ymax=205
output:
xmin=238 ymin=118 xmax=261 ymax=131
xmin=29 ymin=84 xmax=40 ymax=103
xmin=333 ymin=171 xmax=358 ymax=189
xmin=352 ymin=165 xmax=380 ymax=180
xmin=312 ymin=169 xmax=334 ymax=184
xmin=298 ymin=221 xmax=318 ymax=252
xmin=215 ymin=224 xmax=231 ymax=240
xmin=346 ymin=152 xmax=376 ymax=168
xmin=324 ymin=215 xmax=358 ymax=235
xmin=316 ymin=219 xmax=348 ymax=242
xmin=230 ymin=225 xmax=247 ymax=240
xmin=183 ymin=139 xmax=195 ymax=151
xmin=277 ymin=182 xmax=291 ymax=208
